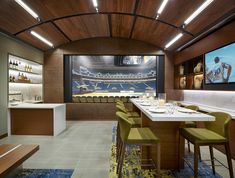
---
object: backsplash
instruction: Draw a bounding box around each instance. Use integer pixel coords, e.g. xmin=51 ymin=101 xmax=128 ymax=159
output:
xmin=183 ymin=90 xmax=235 ymax=110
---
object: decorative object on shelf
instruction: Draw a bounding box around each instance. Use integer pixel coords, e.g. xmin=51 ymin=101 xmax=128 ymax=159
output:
xmin=180 ymin=77 xmax=186 ymax=89
xmin=179 ymin=65 xmax=184 ymax=75
xmin=194 ymin=62 xmax=202 ymax=73
xmin=194 ymin=75 xmax=203 ymax=89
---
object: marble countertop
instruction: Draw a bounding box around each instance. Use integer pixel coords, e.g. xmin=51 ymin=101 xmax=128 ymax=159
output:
xmin=178 ymin=101 xmax=235 ymax=120
xmin=8 ymin=103 xmax=65 ymax=109
xmin=130 ymin=99 xmax=215 ymax=122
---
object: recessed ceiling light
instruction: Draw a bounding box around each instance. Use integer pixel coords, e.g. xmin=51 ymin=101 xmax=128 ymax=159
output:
xmin=156 ymin=0 xmax=168 ymax=19
xmin=30 ymin=31 xmax=54 ymax=47
xmin=165 ymin=33 xmax=183 ymax=49
xmin=15 ymin=0 xmax=40 ymax=21
xmin=184 ymin=0 xmax=214 ymax=25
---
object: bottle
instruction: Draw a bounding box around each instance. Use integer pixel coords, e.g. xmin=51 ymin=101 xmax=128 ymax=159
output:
xmin=9 ymin=75 xmax=12 ymax=82
xmin=12 ymin=76 xmax=15 ymax=82
xmin=15 ymin=61 xmax=18 ymax=70
xmin=12 ymin=61 xmax=15 ymax=69
xmin=18 ymin=72 xmax=21 ymax=80
xmin=9 ymin=60 xmax=12 ymax=69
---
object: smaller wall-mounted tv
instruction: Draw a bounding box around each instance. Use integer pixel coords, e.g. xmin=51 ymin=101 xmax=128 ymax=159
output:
xmin=204 ymin=42 xmax=235 ymax=84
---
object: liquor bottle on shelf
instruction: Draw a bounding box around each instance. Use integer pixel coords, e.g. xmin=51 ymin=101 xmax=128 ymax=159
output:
xmin=9 ymin=60 xmax=12 ymax=69
xmin=25 ymin=64 xmax=28 ymax=72
xmin=12 ymin=76 xmax=15 ymax=82
xmin=12 ymin=61 xmax=15 ymax=69
xmin=15 ymin=61 xmax=18 ymax=70
xmin=9 ymin=75 xmax=12 ymax=82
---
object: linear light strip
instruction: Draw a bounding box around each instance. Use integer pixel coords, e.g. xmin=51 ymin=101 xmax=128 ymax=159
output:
xmin=158 ymin=0 xmax=169 ymax=14
xmin=165 ymin=33 xmax=183 ymax=49
xmin=30 ymin=31 xmax=54 ymax=47
xmin=15 ymin=0 xmax=39 ymax=20
xmin=184 ymin=0 xmax=214 ymax=25
xmin=92 ymin=0 xmax=98 ymax=7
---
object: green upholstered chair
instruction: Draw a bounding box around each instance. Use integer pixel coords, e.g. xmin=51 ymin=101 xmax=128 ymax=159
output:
xmin=93 ymin=96 xmax=100 ymax=103
xmin=108 ymin=96 xmax=115 ymax=103
xmin=79 ymin=96 xmax=87 ymax=103
xmin=116 ymin=111 xmax=161 ymax=178
xmin=100 ymin=96 xmax=108 ymax=103
xmin=116 ymin=103 xmax=140 ymax=118
xmin=184 ymin=105 xmax=199 ymax=153
xmin=86 ymin=96 xmax=93 ymax=103
xmin=179 ymin=112 xmax=234 ymax=178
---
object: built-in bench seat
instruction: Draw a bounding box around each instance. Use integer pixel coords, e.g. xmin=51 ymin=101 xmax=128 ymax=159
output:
xmin=0 ymin=144 xmax=39 ymax=178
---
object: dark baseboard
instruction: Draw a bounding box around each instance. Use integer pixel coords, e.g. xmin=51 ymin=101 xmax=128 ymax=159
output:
xmin=0 ymin=133 xmax=8 ymax=139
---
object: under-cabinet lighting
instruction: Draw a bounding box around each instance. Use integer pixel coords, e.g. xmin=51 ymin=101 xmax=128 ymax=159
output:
xmin=184 ymin=0 xmax=214 ymax=25
xmin=165 ymin=33 xmax=183 ymax=49
xmin=15 ymin=0 xmax=39 ymax=20
xmin=156 ymin=0 xmax=168 ymax=19
xmin=30 ymin=31 xmax=54 ymax=47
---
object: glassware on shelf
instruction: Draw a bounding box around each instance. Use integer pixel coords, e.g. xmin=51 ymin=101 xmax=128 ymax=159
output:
xmin=158 ymin=93 xmax=166 ymax=106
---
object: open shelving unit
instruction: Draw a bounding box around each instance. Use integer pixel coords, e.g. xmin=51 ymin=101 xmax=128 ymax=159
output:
xmin=174 ymin=55 xmax=204 ymax=90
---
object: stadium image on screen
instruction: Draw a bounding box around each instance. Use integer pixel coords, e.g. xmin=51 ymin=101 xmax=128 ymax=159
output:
xmin=70 ymin=55 xmax=156 ymax=101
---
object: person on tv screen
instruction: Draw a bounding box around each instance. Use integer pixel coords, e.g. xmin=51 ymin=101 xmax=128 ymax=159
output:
xmin=206 ymin=56 xmax=232 ymax=83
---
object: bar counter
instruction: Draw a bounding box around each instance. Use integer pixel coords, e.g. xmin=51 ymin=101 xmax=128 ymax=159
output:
xmin=8 ymin=103 xmax=66 ymax=136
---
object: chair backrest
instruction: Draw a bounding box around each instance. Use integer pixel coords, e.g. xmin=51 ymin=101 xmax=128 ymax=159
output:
xmin=116 ymin=104 xmax=127 ymax=113
xmin=86 ymin=96 xmax=93 ymax=103
xmin=93 ymin=96 xmax=100 ymax=103
xmin=205 ymin=112 xmax=231 ymax=139
xmin=108 ymin=96 xmax=115 ymax=103
xmin=100 ymin=96 xmax=108 ymax=103
xmin=185 ymin=105 xmax=199 ymax=111
xmin=116 ymin=111 xmax=132 ymax=142
xmin=79 ymin=96 xmax=87 ymax=103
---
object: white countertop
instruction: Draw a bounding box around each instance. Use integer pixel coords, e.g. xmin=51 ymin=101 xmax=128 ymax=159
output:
xmin=131 ymin=99 xmax=215 ymax=122
xmin=8 ymin=103 xmax=65 ymax=109
xmin=178 ymin=101 xmax=235 ymax=120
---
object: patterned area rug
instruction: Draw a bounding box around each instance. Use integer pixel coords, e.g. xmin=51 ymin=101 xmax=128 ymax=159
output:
xmin=109 ymin=126 xmax=222 ymax=178
xmin=15 ymin=169 xmax=74 ymax=178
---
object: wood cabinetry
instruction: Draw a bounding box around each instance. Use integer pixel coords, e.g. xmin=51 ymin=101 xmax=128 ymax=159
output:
xmin=174 ymin=55 xmax=203 ymax=90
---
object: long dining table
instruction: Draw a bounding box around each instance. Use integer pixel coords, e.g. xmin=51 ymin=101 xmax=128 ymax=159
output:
xmin=130 ymin=98 xmax=215 ymax=170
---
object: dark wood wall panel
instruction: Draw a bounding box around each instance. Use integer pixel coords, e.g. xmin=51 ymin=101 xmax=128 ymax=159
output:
xmin=174 ymin=20 xmax=235 ymax=64
xmin=55 ymin=14 xmax=109 ymax=41
xmin=112 ymin=15 xmax=134 ymax=38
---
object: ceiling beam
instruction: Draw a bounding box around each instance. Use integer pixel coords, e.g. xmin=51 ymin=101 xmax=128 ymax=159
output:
xmin=14 ymin=12 xmax=193 ymax=37
xmin=50 ymin=21 xmax=72 ymax=42
xmin=129 ymin=0 xmax=140 ymax=39
xmin=108 ymin=14 xmax=112 ymax=37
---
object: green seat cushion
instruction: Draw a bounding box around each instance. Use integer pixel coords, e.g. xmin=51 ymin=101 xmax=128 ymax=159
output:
xmin=180 ymin=128 xmax=227 ymax=144
xmin=128 ymin=117 xmax=141 ymax=126
xmin=185 ymin=121 xmax=196 ymax=128
xmin=127 ymin=128 xmax=159 ymax=145
xmin=127 ymin=112 xmax=139 ymax=117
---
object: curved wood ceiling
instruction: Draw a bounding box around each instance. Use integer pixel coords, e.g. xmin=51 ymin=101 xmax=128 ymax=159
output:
xmin=0 ymin=0 xmax=235 ymax=51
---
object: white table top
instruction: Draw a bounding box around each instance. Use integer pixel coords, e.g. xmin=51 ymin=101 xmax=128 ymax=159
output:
xmin=8 ymin=103 xmax=65 ymax=109
xmin=131 ymin=99 xmax=215 ymax=122
xmin=178 ymin=101 xmax=235 ymax=120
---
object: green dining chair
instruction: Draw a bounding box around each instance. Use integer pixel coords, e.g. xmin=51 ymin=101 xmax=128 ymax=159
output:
xmin=116 ymin=103 xmax=140 ymax=118
xmin=184 ymin=105 xmax=199 ymax=153
xmin=116 ymin=111 xmax=161 ymax=178
xmin=179 ymin=112 xmax=234 ymax=178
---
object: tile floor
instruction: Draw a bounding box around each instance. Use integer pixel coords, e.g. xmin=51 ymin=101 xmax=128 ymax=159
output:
xmin=1 ymin=121 xmax=235 ymax=178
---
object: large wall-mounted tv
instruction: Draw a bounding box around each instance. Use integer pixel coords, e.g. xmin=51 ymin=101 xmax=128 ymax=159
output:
xmin=204 ymin=42 xmax=235 ymax=84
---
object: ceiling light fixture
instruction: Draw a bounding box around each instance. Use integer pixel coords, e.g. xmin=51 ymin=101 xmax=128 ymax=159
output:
xmin=165 ymin=33 xmax=183 ymax=49
xmin=156 ymin=0 xmax=168 ymax=19
xmin=15 ymin=0 xmax=40 ymax=21
xmin=30 ymin=31 xmax=54 ymax=47
xmin=184 ymin=0 xmax=214 ymax=25
xmin=92 ymin=0 xmax=99 ymax=12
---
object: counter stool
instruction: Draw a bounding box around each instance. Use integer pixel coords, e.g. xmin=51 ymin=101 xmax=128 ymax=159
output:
xmin=116 ymin=104 xmax=140 ymax=118
xmin=116 ymin=111 xmax=161 ymax=178
xmin=179 ymin=112 xmax=234 ymax=178
xmin=184 ymin=105 xmax=199 ymax=154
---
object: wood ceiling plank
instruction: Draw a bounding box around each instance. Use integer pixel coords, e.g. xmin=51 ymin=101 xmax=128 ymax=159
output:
xmin=55 ymin=14 xmax=110 ymax=41
xmin=99 ymin=0 xmax=136 ymax=13
xmin=185 ymin=0 xmax=235 ymax=35
xmin=136 ymin=0 xmax=161 ymax=18
xmin=0 ymin=0 xmax=38 ymax=34
xmin=24 ymin=0 xmax=95 ymax=21
xmin=16 ymin=22 xmax=70 ymax=50
xmin=112 ymin=15 xmax=134 ymax=38
xmin=132 ymin=17 xmax=177 ymax=48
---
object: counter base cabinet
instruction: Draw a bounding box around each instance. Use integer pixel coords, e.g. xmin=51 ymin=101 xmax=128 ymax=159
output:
xmin=11 ymin=109 xmax=53 ymax=135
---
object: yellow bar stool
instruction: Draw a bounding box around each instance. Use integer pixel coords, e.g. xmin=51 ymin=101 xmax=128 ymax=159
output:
xmin=179 ymin=112 xmax=234 ymax=178
xmin=116 ymin=111 xmax=161 ymax=178
xmin=116 ymin=103 xmax=140 ymax=118
xmin=184 ymin=105 xmax=200 ymax=154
